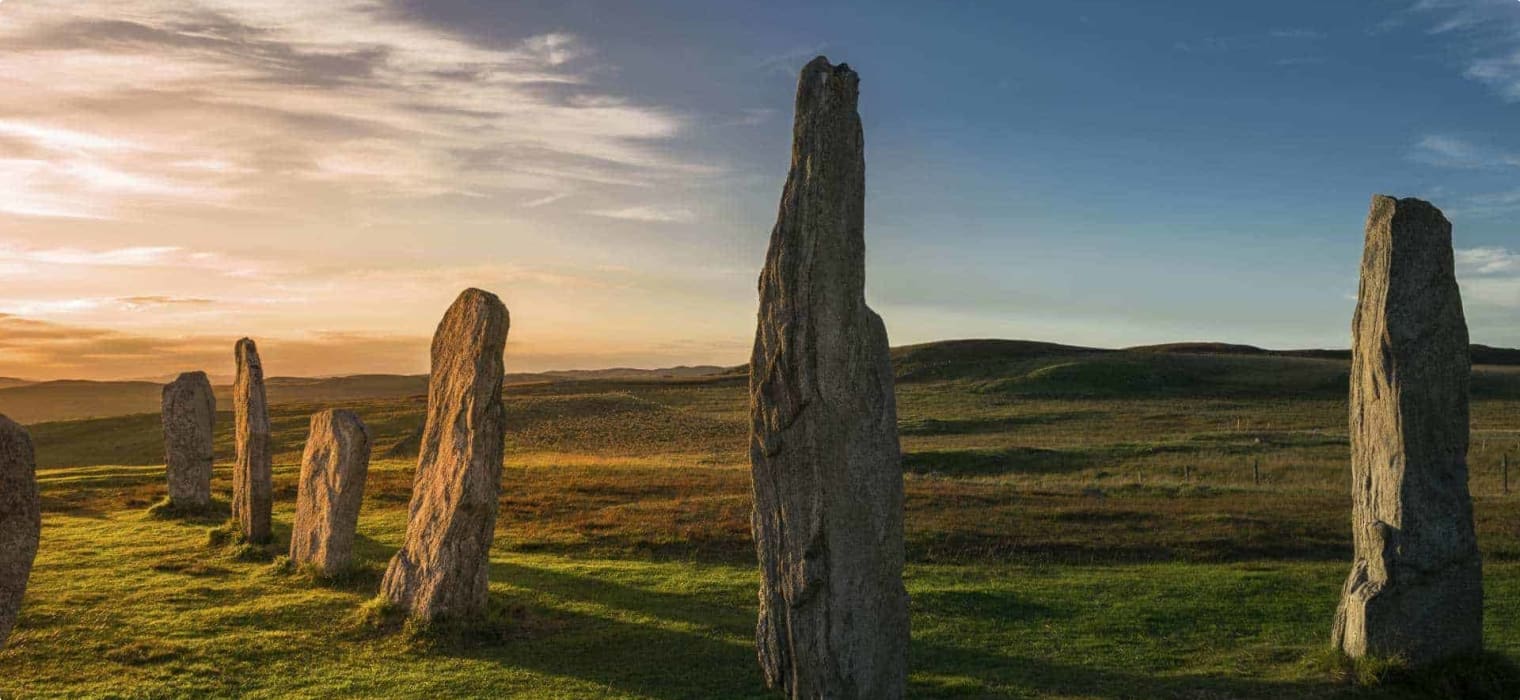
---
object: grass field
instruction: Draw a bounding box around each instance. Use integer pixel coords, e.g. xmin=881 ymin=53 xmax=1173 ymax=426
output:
xmin=4 ymin=342 xmax=1520 ymax=698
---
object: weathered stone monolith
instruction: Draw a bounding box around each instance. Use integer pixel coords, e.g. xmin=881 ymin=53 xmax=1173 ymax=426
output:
xmin=1331 ymin=195 xmax=1483 ymax=664
xmin=290 ymin=409 xmax=371 ymax=576
xmin=233 ymin=338 xmax=272 ymax=544
xmin=378 ymin=288 xmax=509 ymax=621
xmin=0 ymin=415 xmax=41 ymax=650
xmin=162 ymin=371 xmax=215 ymax=509
xmin=749 ymin=56 xmax=909 ymax=699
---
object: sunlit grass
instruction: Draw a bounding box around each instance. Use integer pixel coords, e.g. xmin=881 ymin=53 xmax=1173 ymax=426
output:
xmin=9 ymin=350 xmax=1520 ymax=697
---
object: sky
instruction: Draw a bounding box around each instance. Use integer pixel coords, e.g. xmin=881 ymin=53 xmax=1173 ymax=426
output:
xmin=0 ymin=0 xmax=1517 ymax=380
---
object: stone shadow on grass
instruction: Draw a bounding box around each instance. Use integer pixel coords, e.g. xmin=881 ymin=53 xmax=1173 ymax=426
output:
xmin=451 ymin=602 xmax=771 ymax=699
xmin=911 ymin=641 xmax=1336 ymax=699
xmin=271 ymin=528 xmax=391 ymax=593
xmin=445 ymin=572 xmax=770 ymax=700
xmin=471 ymin=562 xmax=1339 ymax=700
xmin=905 ymin=446 xmax=1097 ymax=477
xmin=898 ymin=411 xmax=1094 ymax=437
xmin=490 ymin=560 xmax=753 ymax=635
xmin=911 ymin=589 xmax=1058 ymax=624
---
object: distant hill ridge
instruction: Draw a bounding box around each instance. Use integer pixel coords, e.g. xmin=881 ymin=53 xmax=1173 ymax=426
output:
xmin=4 ymin=340 xmax=1518 ymax=424
xmin=0 ymin=364 xmax=731 ymax=423
xmin=1125 ymin=341 xmax=1520 ymax=365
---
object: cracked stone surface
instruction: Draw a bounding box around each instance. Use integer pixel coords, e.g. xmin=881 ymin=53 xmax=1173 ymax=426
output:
xmin=0 ymin=414 xmax=40 ymax=650
xmin=162 ymin=371 xmax=215 ymax=508
xmin=233 ymin=338 xmax=272 ymax=544
xmin=290 ymin=409 xmax=371 ymax=576
xmin=749 ymin=56 xmax=909 ymax=699
xmin=379 ymin=288 xmax=509 ymax=621
xmin=1332 ymin=195 xmax=1483 ymax=665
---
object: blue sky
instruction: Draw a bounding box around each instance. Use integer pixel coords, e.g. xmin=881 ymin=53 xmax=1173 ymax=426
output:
xmin=413 ymin=0 xmax=1520 ymax=346
xmin=0 ymin=0 xmax=1516 ymax=378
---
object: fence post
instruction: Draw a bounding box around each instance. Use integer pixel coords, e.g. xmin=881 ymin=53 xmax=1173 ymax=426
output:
xmin=1253 ymin=458 xmax=1261 ymax=487
xmin=1504 ymin=453 xmax=1510 ymax=496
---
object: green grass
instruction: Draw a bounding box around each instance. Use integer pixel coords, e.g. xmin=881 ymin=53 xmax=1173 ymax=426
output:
xmin=8 ymin=504 xmax=1520 ymax=698
xmin=7 ymin=343 xmax=1520 ymax=697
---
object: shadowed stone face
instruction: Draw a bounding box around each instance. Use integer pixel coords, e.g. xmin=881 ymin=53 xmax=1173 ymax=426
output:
xmin=1332 ymin=195 xmax=1483 ymax=665
xmin=162 ymin=371 xmax=215 ymax=508
xmin=290 ymin=409 xmax=371 ymax=576
xmin=379 ymin=288 xmax=509 ymax=621
xmin=749 ymin=56 xmax=910 ymax=699
xmin=233 ymin=338 xmax=273 ymax=544
xmin=0 ymin=414 xmax=40 ymax=650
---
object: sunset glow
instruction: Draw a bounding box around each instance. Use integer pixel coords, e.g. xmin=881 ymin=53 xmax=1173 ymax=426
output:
xmin=2 ymin=1 xmax=1518 ymax=380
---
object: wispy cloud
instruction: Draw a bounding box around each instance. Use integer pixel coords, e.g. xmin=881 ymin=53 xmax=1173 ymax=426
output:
xmin=0 ymin=1 xmax=713 ymax=220
xmin=1459 ymin=247 xmax=1520 ymax=275
xmin=725 ymin=108 xmax=776 ymax=127
xmin=521 ymin=192 xmax=571 ymax=208
xmin=0 ymin=313 xmax=428 ymax=380
xmin=587 ymin=205 xmax=696 ymax=223
xmin=0 ymin=243 xmax=268 ymax=277
xmin=1457 ymin=246 xmax=1520 ymax=310
xmin=757 ymin=45 xmax=830 ymax=75
xmin=1400 ymin=0 xmax=1520 ymax=101
xmin=1173 ymin=28 xmax=1328 ymax=65
xmin=1270 ymin=28 xmax=1327 ymax=40
xmin=1410 ymin=134 xmax=1520 ymax=169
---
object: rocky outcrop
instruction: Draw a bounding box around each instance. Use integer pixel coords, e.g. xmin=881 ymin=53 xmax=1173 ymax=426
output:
xmin=749 ymin=56 xmax=910 ymax=698
xmin=0 ymin=415 xmax=40 ymax=649
xmin=379 ymin=288 xmax=509 ymax=621
xmin=162 ymin=371 xmax=215 ymax=508
xmin=1332 ymin=195 xmax=1483 ymax=664
xmin=289 ymin=409 xmax=371 ymax=576
xmin=233 ymin=338 xmax=272 ymax=544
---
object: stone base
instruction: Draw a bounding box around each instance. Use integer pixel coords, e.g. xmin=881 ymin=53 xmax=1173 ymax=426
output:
xmin=1333 ymin=558 xmax=1483 ymax=665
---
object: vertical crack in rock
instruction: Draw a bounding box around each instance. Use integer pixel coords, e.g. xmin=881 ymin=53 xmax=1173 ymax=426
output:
xmin=290 ymin=409 xmax=371 ymax=576
xmin=379 ymin=288 xmax=509 ymax=622
xmin=1332 ymin=195 xmax=1483 ymax=665
xmin=749 ymin=56 xmax=909 ymax=699
xmin=162 ymin=371 xmax=215 ymax=509
xmin=0 ymin=415 xmax=40 ymax=650
xmin=233 ymin=338 xmax=273 ymax=544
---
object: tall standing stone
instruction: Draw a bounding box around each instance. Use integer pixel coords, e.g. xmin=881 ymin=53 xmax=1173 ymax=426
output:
xmin=161 ymin=371 xmax=215 ymax=509
xmin=749 ymin=57 xmax=909 ymax=699
xmin=290 ymin=410 xmax=371 ymax=576
xmin=1332 ymin=195 xmax=1483 ymax=664
xmin=232 ymin=338 xmax=272 ymax=544
xmin=379 ymin=288 xmax=508 ymax=621
xmin=0 ymin=415 xmax=41 ymax=650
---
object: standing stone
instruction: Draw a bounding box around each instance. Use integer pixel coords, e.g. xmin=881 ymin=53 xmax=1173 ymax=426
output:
xmin=232 ymin=338 xmax=273 ymax=544
xmin=289 ymin=410 xmax=371 ymax=576
xmin=1332 ymin=195 xmax=1483 ymax=664
xmin=0 ymin=415 xmax=41 ymax=650
xmin=750 ymin=57 xmax=909 ymax=699
xmin=379 ymin=288 xmax=508 ymax=621
xmin=161 ymin=371 xmax=215 ymax=509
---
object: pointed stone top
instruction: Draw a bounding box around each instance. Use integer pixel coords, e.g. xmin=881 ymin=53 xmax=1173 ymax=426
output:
xmin=1369 ymin=195 xmax=1449 ymax=226
xmin=436 ymin=289 xmax=509 ymax=343
xmin=796 ymin=56 xmax=858 ymax=113
xmin=454 ymin=287 xmax=504 ymax=309
xmin=1365 ymin=195 xmax=1454 ymax=260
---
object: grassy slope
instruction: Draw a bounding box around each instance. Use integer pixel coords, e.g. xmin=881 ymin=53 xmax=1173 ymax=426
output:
xmin=6 ymin=343 xmax=1520 ymax=698
xmin=0 ymin=369 xmax=728 ymax=424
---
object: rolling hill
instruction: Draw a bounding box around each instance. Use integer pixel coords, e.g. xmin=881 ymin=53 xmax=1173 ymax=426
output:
xmin=5 ymin=339 xmax=1518 ymax=424
xmin=0 ymin=366 xmax=730 ymax=424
